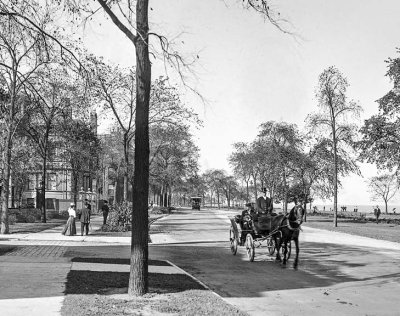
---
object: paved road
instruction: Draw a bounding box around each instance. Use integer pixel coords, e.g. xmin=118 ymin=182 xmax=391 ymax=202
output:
xmin=149 ymin=207 xmax=400 ymax=316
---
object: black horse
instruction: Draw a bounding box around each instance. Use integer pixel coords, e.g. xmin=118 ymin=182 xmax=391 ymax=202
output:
xmin=271 ymin=204 xmax=304 ymax=268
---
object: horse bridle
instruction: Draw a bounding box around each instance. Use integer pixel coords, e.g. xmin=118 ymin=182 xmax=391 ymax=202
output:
xmin=286 ymin=206 xmax=304 ymax=231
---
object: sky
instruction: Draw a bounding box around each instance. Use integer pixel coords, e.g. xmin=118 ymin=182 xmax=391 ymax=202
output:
xmin=81 ymin=0 xmax=400 ymax=205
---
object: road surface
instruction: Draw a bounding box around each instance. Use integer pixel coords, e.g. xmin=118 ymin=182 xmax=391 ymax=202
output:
xmin=149 ymin=207 xmax=400 ymax=316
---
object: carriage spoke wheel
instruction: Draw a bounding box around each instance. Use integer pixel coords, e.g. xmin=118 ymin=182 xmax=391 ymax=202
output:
xmin=245 ymin=234 xmax=255 ymax=262
xmin=230 ymin=228 xmax=238 ymax=255
xmin=266 ymin=237 xmax=275 ymax=255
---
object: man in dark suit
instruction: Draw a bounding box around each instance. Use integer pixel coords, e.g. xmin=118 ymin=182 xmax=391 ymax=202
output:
xmin=80 ymin=202 xmax=91 ymax=236
xmin=101 ymin=200 xmax=109 ymax=225
xmin=256 ymin=187 xmax=273 ymax=214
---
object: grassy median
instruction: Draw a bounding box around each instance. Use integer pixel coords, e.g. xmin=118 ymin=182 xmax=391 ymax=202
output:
xmin=62 ymin=258 xmax=248 ymax=316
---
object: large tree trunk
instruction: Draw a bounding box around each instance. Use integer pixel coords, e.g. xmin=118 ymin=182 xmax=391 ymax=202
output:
xmin=72 ymin=170 xmax=78 ymax=207
xmin=123 ymin=133 xmax=129 ymax=201
xmin=0 ymin=130 xmax=12 ymax=234
xmin=129 ymin=0 xmax=151 ymax=297
xmin=332 ymin=124 xmax=338 ymax=227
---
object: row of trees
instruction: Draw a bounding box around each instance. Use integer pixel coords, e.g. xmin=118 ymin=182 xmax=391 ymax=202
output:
xmin=0 ymin=3 xmax=98 ymax=232
xmin=228 ymin=67 xmax=361 ymax=225
xmin=0 ymin=1 xmax=206 ymax=297
xmin=228 ymin=61 xmax=400 ymax=224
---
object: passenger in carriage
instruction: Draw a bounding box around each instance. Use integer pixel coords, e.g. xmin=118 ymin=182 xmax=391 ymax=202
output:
xmin=236 ymin=203 xmax=255 ymax=246
xmin=255 ymin=187 xmax=274 ymax=216
xmin=253 ymin=188 xmax=275 ymax=235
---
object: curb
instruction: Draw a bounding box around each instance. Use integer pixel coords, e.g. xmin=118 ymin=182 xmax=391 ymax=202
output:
xmin=165 ymin=260 xmax=247 ymax=313
xmin=165 ymin=260 xmax=220 ymax=295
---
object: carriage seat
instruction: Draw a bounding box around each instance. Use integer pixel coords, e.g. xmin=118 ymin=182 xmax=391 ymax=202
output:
xmin=253 ymin=213 xmax=277 ymax=235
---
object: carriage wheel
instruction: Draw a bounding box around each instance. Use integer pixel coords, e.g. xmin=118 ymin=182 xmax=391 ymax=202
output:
xmin=266 ymin=237 xmax=275 ymax=255
xmin=245 ymin=234 xmax=255 ymax=262
xmin=230 ymin=228 xmax=238 ymax=255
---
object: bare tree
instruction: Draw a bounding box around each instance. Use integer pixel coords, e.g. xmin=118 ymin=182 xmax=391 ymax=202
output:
xmin=367 ymin=173 xmax=399 ymax=214
xmin=0 ymin=10 xmax=51 ymax=233
xmin=0 ymin=1 xmax=83 ymax=233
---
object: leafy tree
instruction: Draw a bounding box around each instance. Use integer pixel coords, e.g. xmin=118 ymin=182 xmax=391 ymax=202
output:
xmin=307 ymin=67 xmax=361 ymax=227
xmin=257 ymin=121 xmax=303 ymax=212
xmin=219 ymin=175 xmax=238 ymax=209
xmin=0 ymin=1 xmax=82 ymax=233
xmin=149 ymin=124 xmax=199 ymax=207
xmin=203 ymin=169 xmax=224 ymax=208
xmin=0 ymin=10 xmax=53 ymax=233
xmin=21 ymin=64 xmax=86 ymax=222
xmin=88 ymin=59 xmax=136 ymax=201
xmin=5 ymin=136 xmax=38 ymax=208
xmin=358 ymin=49 xmax=400 ymax=172
xmin=367 ymin=173 xmax=399 ymax=214
xmin=229 ymin=142 xmax=253 ymax=202
xmin=60 ymin=119 xmax=101 ymax=206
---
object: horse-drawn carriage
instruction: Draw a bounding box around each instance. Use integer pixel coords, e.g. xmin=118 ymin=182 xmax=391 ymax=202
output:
xmin=229 ymin=198 xmax=304 ymax=267
xmin=191 ymin=197 xmax=201 ymax=210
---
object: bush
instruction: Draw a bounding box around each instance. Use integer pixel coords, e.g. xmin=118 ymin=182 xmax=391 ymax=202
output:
xmin=54 ymin=210 xmax=69 ymax=219
xmin=9 ymin=214 xmax=17 ymax=225
xmin=150 ymin=206 xmax=174 ymax=215
xmin=106 ymin=202 xmax=132 ymax=232
xmin=10 ymin=208 xmax=41 ymax=223
xmin=26 ymin=214 xmax=36 ymax=223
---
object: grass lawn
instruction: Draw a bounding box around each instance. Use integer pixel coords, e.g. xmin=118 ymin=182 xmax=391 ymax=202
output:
xmin=9 ymin=218 xmax=66 ymax=234
xmin=303 ymin=214 xmax=400 ymax=243
xmin=62 ymin=258 xmax=247 ymax=316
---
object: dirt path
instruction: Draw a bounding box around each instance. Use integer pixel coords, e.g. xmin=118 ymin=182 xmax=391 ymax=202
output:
xmin=149 ymin=208 xmax=400 ymax=316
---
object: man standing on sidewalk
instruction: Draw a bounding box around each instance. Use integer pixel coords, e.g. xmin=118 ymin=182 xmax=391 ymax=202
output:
xmin=102 ymin=200 xmax=109 ymax=225
xmin=80 ymin=202 xmax=91 ymax=236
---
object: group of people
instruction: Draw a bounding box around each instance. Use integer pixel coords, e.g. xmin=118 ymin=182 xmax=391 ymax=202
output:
xmin=62 ymin=200 xmax=110 ymax=236
xmin=61 ymin=201 xmax=92 ymax=236
xmin=373 ymin=205 xmax=381 ymax=224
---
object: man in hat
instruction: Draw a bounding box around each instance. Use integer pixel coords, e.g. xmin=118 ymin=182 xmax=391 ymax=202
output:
xmin=79 ymin=201 xmax=91 ymax=236
xmin=102 ymin=200 xmax=109 ymax=225
xmin=256 ymin=187 xmax=273 ymax=215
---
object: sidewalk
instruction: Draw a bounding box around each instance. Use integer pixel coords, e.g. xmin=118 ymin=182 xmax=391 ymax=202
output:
xmin=0 ymin=215 xmax=131 ymax=245
xmin=0 ymin=213 xmax=208 ymax=316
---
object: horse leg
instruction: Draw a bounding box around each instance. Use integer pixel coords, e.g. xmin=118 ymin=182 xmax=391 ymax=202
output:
xmin=282 ymin=240 xmax=288 ymax=265
xmin=274 ymin=235 xmax=282 ymax=262
xmin=293 ymin=237 xmax=299 ymax=269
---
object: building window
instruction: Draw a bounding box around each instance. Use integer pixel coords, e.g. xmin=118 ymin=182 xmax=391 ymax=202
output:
xmin=27 ymin=198 xmax=35 ymax=207
xmin=28 ymin=174 xmax=36 ymax=190
xmin=46 ymin=198 xmax=54 ymax=209
xmin=46 ymin=173 xmax=57 ymax=190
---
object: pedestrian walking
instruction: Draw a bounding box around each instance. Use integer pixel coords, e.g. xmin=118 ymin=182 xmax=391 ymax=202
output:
xmin=62 ymin=203 xmax=77 ymax=236
xmin=102 ymin=200 xmax=109 ymax=225
xmin=374 ymin=205 xmax=381 ymax=224
xmin=79 ymin=202 xmax=91 ymax=236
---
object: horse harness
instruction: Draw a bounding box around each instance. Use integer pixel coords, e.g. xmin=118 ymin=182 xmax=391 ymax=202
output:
xmin=279 ymin=206 xmax=304 ymax=231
